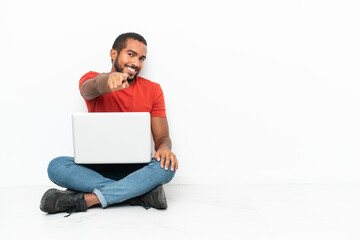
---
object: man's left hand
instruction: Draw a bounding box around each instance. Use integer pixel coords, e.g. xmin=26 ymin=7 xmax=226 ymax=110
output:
xmin=154 ymin=145 xmax=178 ymax=171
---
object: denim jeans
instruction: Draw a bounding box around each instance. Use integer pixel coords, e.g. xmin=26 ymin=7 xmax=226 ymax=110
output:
xmin=47 ymin=156 xmax=175 ymax=208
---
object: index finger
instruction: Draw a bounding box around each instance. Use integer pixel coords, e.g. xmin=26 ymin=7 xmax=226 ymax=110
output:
xmin=121 ymin=74 xmax=129 ymax=88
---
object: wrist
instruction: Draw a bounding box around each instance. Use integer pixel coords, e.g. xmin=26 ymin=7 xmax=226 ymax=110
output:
xmin=158 ymin=143 xmax=171 ymax=150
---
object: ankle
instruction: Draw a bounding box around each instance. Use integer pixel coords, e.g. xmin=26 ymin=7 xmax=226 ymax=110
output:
xmin=84 ymin=193 xmax=100 ymax=208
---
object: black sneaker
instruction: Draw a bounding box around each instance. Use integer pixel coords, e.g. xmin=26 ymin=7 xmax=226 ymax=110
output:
xmin=127 ymin=185 xmax=168 ymax=210
xmin=40 ymin=188 xmax=88 ymax=217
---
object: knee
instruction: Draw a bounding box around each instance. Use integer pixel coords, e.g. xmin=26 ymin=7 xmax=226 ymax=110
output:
xmin=151 ymin=158 xmax=176 ymax=184
xmin=47 ymin=156 xmax=74 ymax=182
xmin=161 ymin=168 xmax=175 ymax=184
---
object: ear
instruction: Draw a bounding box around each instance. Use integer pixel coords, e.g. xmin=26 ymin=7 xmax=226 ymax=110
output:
xmin=110 ymin=49 xmax=118 ymax=62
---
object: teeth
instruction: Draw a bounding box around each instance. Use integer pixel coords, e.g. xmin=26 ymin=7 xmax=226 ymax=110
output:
xmin=127 ymin=67 xmax=136 ymax=73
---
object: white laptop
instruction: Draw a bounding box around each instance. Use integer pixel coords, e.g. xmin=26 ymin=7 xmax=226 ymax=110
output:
xmin=72 ymin=112 xmax=152 ymax=164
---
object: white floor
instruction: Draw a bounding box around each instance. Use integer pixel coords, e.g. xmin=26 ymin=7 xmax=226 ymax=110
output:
xmin=1 ymin=184 xmax=360 ymax=240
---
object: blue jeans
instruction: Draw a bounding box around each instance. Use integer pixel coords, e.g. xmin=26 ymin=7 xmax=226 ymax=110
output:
xmin=47 ymin=156 xmax=175 ymax=208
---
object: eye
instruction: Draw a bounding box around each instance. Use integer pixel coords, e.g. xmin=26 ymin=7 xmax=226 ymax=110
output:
xmin=128 ymin=53 xmax=134 ymax=57
xmin=140 ymin=57 xmax=146 ymax=62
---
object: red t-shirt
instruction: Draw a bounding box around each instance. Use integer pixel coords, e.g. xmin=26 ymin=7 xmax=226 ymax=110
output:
xmin=79 ymin=71 xmax=166 ymax=117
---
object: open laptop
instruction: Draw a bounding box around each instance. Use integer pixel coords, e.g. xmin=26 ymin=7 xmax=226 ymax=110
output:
xmin=72 ymin=112 xmax=152 ymax=164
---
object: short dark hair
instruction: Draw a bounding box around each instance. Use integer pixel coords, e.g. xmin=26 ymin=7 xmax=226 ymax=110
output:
xmin=112 ymin=32 xmax=147 ymax=53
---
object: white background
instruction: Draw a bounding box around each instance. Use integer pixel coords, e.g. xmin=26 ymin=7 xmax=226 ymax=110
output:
xmin=0 ymin=0 xmax=359 ymax=186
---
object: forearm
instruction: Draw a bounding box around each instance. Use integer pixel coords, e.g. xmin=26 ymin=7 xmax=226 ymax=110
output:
xmin=152 ymin=117 xmax=178 ymax=171
xmin=81 ymin=73 xmax=111 ymax=100
xmin=155 ymin=136 xmax=172 ymax=151
xmin=154 ymin=135 xmax=178 ymax=171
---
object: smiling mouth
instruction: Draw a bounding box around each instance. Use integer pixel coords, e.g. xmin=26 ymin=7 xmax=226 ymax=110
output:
xmin=126 ymin=66 xmax=139 ymax=75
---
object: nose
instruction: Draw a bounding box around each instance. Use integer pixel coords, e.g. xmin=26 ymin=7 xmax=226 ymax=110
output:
xmin=130 ymin=59 xmax=140 ymax=69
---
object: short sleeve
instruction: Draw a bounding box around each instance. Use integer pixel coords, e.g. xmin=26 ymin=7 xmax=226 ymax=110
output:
xmin=79 ymin=71 xmax=99 ymax=91
xmin=79 ymin=71 xmax=100 ymax=112
xmin=151 ymin=84 xmax=167 ymax=118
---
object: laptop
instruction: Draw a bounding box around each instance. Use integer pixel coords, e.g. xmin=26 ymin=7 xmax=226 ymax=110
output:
xmin=72 ymin=112 xmax=152 ymax=164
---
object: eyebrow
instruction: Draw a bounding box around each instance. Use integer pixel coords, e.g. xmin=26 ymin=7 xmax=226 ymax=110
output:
xmin=127 ymin=50 xmax=146 ymax=59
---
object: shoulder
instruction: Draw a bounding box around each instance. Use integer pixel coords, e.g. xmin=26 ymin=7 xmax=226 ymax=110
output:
xmin=136 ymin=76 xmax=162 ymax=90
xmin=81 ymin=71 xmax=100 ymax=81
xmin=79 ymin=71 xmax=100 ymax=88
xmin=136 ymin=76 xmax=160 ymax=86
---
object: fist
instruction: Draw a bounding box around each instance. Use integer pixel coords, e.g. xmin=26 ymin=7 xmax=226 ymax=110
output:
xmin=107 ymin=72 xmax=129 ymax=91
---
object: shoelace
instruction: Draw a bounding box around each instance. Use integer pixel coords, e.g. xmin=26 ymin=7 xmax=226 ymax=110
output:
xmin=64 ymin=204 xmax=80 ymax=217
xmin=137 ymin=199 xmax=150 ymax=210
xmin=59 ymin=197 xmax=81 ymax=217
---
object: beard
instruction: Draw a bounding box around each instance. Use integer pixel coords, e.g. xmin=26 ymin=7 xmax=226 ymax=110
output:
xmin=114 ymin=57 xmax=138 ymax=84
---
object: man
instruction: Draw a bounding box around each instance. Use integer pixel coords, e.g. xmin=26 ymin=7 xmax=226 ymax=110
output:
xmin=40 ymin=32 xmax=178 ymax=216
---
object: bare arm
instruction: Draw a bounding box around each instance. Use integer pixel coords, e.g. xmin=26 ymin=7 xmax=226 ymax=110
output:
xmin=80 ymin=72 xmax=130 ymax=100
xmin=152 ymin=117 xmax=178 ymax=171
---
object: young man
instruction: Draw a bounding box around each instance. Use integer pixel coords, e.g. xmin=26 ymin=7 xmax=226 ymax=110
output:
xmin=40 ymin=32 xmax=178 ymax=216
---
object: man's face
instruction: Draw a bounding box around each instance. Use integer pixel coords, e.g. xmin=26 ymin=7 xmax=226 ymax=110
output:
xmin=112 ymin=39 xmax=147 ymax=83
